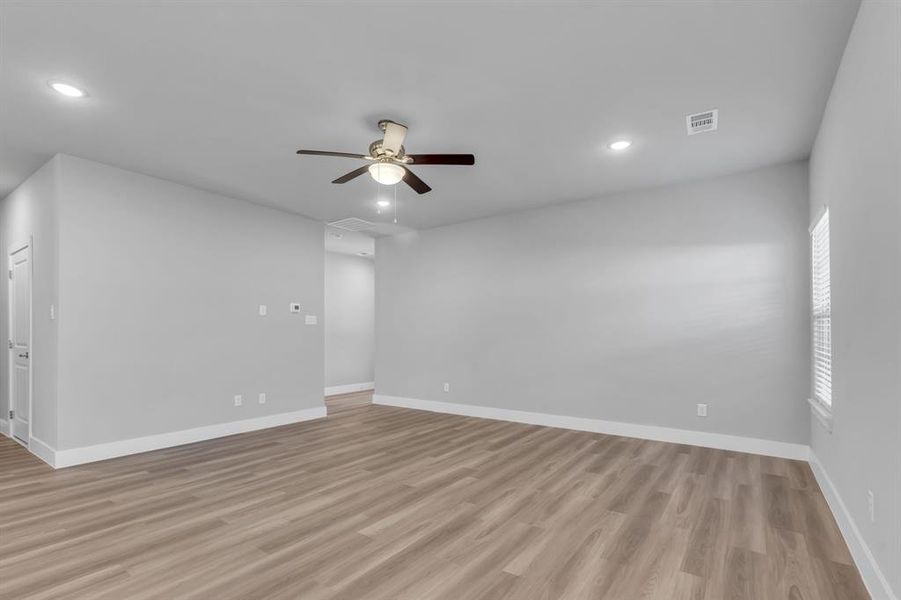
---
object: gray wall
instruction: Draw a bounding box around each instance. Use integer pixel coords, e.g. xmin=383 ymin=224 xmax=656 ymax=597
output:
xmin=0 ymin=156 xmax=60 ymax=446
xmin=808 ymin=0 xmax=901 ymax=594
xmin=376 ymin=161 xmax=811 ymax=444
xmin=325 ymin=252 xmax=374 ymax=389
xmin=54 ymin=155 xmax=324 ymax=450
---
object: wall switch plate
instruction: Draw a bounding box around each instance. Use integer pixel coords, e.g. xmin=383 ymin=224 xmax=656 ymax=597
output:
xmin=258 ymin=393 xmax=266 ymax=404
xmin=234 ymin=395 xmax=243 ymax=407
xmin=697 ymin=403 xmax=708 ymax=417
xmin=290 ymin=303 xmax=301 ymax=313
xmin=867 ymin=490 xmax=875 ymax=522
xmin=443 ymin=383 xmax=450 ymax=393
xmin=259 ymin=304 xmax=268 ymax=316
xmin=50 ymin=304 xmax=56 ymax=320
xmin=305 ymin=315 xmax=318 ymax=325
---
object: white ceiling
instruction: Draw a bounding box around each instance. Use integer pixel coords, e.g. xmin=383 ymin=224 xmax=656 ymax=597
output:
xmin=0 ymin=1 xmax=859 ymax=230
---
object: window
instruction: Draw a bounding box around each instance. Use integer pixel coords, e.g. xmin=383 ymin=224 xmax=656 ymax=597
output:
xmin=811 ymin=209 xmax=832 ymax=408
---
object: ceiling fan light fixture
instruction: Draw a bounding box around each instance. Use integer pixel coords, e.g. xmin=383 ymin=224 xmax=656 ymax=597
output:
xmin=368 ymin=162 xmax=405 ymax=185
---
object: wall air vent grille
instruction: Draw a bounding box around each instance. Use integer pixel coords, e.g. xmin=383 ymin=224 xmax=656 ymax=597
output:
xmin=686 ymin=109 xmax=718 ymax=135
xmin=327 ymin=218 xmax=377 ymax=232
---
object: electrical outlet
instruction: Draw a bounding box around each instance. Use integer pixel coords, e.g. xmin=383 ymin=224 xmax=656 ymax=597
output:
xmin=258 ymin=393 xmax=266 ymax=405
xmin=867 ymin=490 xmax=875 ymax=522
xmin=697 ymin=403 xmax=708 ymax=417
xmin=234 ymin=394 xmax=243 ymax=407
xmin=443 ymin=383 xmax=450 ymax=393
xmin=259 ymin=304 xmax=267 ymax=316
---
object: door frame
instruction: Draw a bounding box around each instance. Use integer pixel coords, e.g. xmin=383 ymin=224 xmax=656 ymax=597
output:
xmin=7 ymin=237 xmax=33 ymax=448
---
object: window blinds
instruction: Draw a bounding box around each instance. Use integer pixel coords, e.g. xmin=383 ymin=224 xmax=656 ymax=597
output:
xmin=811 ymin=210 xmax=832 ymax=407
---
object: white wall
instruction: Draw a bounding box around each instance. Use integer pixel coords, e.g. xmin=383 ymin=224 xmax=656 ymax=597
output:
xmin=53 ymin=155 xmax=325 ymax=450
xmin=325 ymin=252 xmax=374 ymax=391
xmin=808 ymin=1 xmax=901 ymax=597
xmin=376 ymin=161 xmax=811 ymax=445
xmin=0 ymin=156 xmax=60 ymax=446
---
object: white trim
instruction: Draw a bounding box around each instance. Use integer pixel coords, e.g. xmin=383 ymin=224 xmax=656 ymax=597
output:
xmin=325 ymin=382 xmax=375 ymax=396
xmin=36 ymin=407 xmax=327 ymax=469
xmin=28 ymin=436 xmax=56 ymax=468
xmin=0 ymin=418 xmax=9 ymax=436
xmin=372 ymin=395 xmax=809 ymax=460
xmin=809 ymin=451 xmax=898 ymax=600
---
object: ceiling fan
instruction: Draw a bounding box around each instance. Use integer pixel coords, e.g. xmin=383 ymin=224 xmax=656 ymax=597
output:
xmin=296 ymin=120 xmax=475 ymax=194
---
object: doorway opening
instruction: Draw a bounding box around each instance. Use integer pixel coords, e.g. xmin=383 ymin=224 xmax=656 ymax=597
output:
xmin=324 ymin=228 xmax=375 ymax=415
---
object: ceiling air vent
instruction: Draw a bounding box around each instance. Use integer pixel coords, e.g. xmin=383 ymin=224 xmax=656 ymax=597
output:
xmin=686 ymin=109 xmax=718 ymax=136
xmin=327 ymin=217 xmax=377 ymax=232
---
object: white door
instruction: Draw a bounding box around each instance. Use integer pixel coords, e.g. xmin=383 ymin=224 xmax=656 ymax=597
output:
xmin=9 ymin=243 xmax=31 ymax=445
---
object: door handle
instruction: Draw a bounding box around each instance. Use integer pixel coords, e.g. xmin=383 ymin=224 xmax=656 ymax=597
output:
xmin=18 ymin=352 xmax=28 ymax=359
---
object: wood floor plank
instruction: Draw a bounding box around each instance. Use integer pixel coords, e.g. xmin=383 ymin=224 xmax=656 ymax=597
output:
xmin=763 ymin=526 xmax=822 ymax=600
xmin=325 ymin=390 xmax=373 ymax=413
xmin=681 ymin=496 xmax=725 ymax=577
xmin=0 ymin=404 xmax=868 ymax=599
xmin=764 ymin=473 xmax=798 ymax=531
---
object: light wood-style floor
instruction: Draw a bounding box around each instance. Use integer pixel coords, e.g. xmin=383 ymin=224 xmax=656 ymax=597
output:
xmin=0 ymin=404 xmax=867 ymax=600
xmin=325 ymin=390 xmax=373 ymax=414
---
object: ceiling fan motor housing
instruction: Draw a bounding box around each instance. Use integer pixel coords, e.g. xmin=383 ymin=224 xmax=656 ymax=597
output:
xmin=369 ymin=139 xmax=406 ymax=161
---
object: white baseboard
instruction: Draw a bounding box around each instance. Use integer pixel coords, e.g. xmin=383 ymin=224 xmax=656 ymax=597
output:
xmin=41 ymin=407 xmax=327 ymax=469
xmin=372 ymin=394 xmax=809 ymax=461
xmin=809 ymin=452 xmax=898 ymax=600
xmin=29 ymin=436 xmax=57 ymax=468
xmin=325 ymin=382 xmax=375 ymax=396
xmin=0 ymin=418 xmax=8 ymax=437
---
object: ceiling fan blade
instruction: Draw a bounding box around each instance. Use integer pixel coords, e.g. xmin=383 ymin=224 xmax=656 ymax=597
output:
xmin=381 ymin=121 xmax=408 ymax=156
xmin=297 ymin=150 xmax=369 ymax=160
xmin=407 ymin=154 xmax=475 ymax=165
xmin=332 ymin=165 xmax=371 ymax=184
xmin=402 ymin=168 xmax=432 ymax=194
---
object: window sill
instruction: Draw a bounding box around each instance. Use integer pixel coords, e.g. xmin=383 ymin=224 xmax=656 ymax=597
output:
xmin=808 ymin=398 xmax=833 ymax=433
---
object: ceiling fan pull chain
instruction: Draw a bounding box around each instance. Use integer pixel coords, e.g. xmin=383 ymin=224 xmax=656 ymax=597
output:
xmin=394 ymin=183 xmax=398 ymax=224
xmin=375 ymin=167 xmax=382 ymax=214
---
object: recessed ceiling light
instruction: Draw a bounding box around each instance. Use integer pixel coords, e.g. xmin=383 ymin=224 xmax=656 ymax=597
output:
xmin=608 ymin=140 xmax=632 ymax=151
xmin=49 ymin=81 xmax=86 ymax=98
xmin=358 ymin=251 xmax=370 ymax=256
xmin=377 ymin=199 xmax=391 ymax=208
